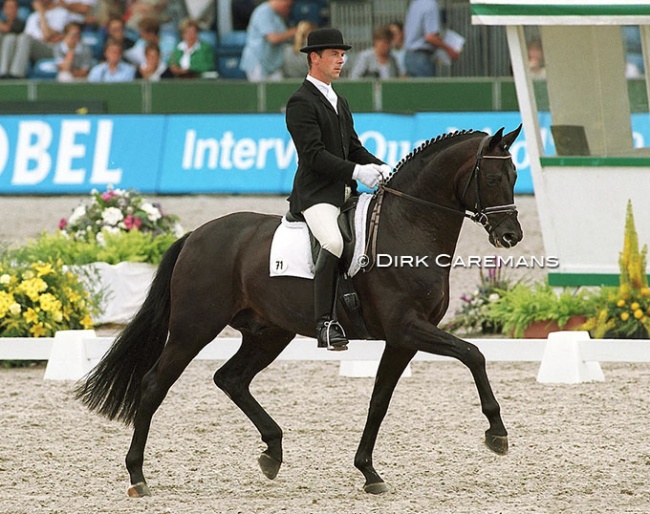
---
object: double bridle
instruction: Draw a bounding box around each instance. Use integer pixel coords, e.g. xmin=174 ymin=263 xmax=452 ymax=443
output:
xmin=363 ymin=135 xmax=517 ymax=270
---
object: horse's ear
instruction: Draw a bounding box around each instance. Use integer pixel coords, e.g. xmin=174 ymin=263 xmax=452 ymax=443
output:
xmin=502 ymin=124 xmax=523 ymax=150
xmin=487 ymin=127 xmax=505 ymax=152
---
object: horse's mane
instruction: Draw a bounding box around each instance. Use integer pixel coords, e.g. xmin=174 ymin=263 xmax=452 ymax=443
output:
xmin=386 ymin=129 xmax=485 ymax=186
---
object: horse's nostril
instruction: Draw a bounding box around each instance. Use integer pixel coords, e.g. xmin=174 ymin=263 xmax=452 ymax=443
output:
xmin=502 ymin=233 xmax=518 ymax=247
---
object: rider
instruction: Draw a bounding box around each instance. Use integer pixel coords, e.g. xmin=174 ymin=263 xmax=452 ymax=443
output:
xmin=286 ymin=28 xmax=391 ymax=351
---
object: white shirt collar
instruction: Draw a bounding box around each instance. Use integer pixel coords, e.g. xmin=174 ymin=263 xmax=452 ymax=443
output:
xmin=306 ymin=74 xmax=338 ymax=112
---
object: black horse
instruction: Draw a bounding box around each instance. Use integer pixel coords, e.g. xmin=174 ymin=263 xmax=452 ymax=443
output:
xmin=76 ymin=126 xmax=523 ymax=496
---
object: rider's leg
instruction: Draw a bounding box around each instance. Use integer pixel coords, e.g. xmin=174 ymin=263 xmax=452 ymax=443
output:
xmin=303 ymin=203 xmax=348 ymax=351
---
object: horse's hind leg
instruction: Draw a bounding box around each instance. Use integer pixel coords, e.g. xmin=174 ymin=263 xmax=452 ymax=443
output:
xmin=125 ymin=338 xmax=210 ymax=497
xmin=213 ymin=327 xmax=295 ymax=480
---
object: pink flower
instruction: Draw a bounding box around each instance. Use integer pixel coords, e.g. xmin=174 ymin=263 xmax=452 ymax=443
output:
xmin=123 ymin=214 xmax=142 ymax=231
xmin=58 ymin=218 xmax=67 ymax=229
xmin=101 ymin=191 xmax=117 ymax=202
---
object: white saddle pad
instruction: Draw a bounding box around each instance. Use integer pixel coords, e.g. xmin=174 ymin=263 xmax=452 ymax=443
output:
xmin=269 ymin=193 xmax=373 ymax=279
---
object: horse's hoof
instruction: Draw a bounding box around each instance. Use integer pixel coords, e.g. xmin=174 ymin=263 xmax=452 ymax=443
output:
xmin=127 ymin=482 xmax=151 ymax=497
xmin=258 ymin=452 xmax=282 ymax=480
xmin=485 ymin=433 xmax=508 ymax=455
xmin=363 ymin=481 xmax=388 ymax=494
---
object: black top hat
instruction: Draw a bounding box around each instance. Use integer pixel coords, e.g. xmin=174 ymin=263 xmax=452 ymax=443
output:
xmin=300 ymin=28 xmax=352 ymax=53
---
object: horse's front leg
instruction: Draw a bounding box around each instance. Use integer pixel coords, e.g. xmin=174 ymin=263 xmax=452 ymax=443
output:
xmin=354 ymin=345 xmax=416 ymax=494
xmin=405 ymin=318 xmax=508 ymax=454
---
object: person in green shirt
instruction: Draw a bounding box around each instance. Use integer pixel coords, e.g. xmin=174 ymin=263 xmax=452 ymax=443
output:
xmin=168 ymin=18 xmax=215 ymax=78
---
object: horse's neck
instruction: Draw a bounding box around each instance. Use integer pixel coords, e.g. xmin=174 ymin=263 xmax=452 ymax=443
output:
xmin=377 ymin=193 xmax=465 ymax=257
xmin=378 ymin=145 xmax=471 ymax=255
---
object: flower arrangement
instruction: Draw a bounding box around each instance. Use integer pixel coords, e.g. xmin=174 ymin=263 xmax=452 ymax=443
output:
xmin=0 ymin=259 xmax=98 ymax=338
xmin=442 ymin=262 xmax=512 ymax=335
xmin=58 ymin=186 xmax=184 ymax=243
xmin=584 ymin=201 xmax=650 ymax=339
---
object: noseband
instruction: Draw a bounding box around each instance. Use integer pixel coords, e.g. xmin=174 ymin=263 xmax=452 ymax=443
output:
xmin=363 ymin=135 xmax=517 ymax=270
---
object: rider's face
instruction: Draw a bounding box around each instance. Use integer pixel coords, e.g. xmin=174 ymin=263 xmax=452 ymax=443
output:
xmin=310 ymin=49 xmax=346 ymax=84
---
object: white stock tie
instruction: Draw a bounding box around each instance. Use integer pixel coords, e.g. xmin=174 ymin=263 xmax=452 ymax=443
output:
xmin=326 ymin=87 xmax=338 ymax=113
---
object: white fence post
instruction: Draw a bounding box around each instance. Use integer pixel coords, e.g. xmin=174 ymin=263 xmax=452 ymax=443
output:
xmin=43 ymin=330 xmax=98 ymax=381
xmin=536 ymin=331 xmax=605 ymax=384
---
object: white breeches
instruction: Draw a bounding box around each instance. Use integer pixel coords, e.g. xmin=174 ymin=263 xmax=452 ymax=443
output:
xmin=303 ymin=203 xmax=344 ymax=258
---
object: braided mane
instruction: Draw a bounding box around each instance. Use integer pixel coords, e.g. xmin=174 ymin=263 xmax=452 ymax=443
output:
xmin=386 ymin=129 xmax=483 ymax=185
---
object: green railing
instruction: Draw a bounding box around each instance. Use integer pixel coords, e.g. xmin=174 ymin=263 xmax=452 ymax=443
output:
xmin=0 ymin=78 xmax=646 ymax=114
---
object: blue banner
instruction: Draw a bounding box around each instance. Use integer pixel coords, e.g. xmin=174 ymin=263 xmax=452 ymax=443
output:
xmin=0 ymin=115 xmax=165 ymax=193
xmin=9 ymin=111 xmax=645 ymax=196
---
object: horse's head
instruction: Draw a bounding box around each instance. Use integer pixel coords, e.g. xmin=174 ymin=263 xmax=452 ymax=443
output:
xmin=460 ymin=126 xmax=524 ymax=248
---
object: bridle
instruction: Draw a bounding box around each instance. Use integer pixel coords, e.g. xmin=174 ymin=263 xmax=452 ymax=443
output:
xmin=363 ymin=135 xmax=518 ymax=271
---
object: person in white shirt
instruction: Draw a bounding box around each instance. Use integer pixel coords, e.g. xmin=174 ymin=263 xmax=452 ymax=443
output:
xmin=0 ymin=0 xmax=71 ymax=78
xmin=57 ymin=0 xmax=97 ymax=26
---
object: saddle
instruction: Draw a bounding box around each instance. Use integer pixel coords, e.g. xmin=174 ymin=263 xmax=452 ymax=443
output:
xmin=285 ymin=196 xmax=372 ymax=339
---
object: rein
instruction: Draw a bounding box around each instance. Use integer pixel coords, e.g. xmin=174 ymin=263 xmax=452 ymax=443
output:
xmin=362 ymin=135 xmax=517 ymax=271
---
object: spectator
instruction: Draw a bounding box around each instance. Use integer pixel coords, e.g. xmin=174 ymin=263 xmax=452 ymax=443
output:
xmin=0 ymin=0 xmax=25 ymax=36
xmin=124 ymin=16 xmax=174 ymax=66
xmin=349 ymin=25 xmax=399 ymax=80
xmin=58 ymin=0 xmax=97 ymax=27
xmin=282 ymin=19 xmax=316 ymax=78
xmin=0 ymin=0 xmax=71 ymax=79
xmin=168 ymin=18 xmax=214 ymax=78
xmin=388 ymin=20 xmax=406 ymax=77
xmin=240 ymin=0 xmax=296 ymax=82
xmin=404 ymin=0 xmax=458 ymax=77
xmin=54 ymin=21 xmax=92 ymax=81
xmin=527 ymin=38 xmax=545 ymax=79
xmin=104 ymin=16 xmax=136 ymax=53
xmin=88 ymin=38 xmax=135 ymax=81
xmin=0 ymin=0 xmax=26 ymax=78
xmin=125 ymin=0 xmax=168 ymax=32
xmin=135 ymin=40 xmax=172 ymax=80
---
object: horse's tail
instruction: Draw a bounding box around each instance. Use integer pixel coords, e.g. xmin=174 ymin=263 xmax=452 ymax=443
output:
xmin=74 ymin=232 xmax=192 ymax=426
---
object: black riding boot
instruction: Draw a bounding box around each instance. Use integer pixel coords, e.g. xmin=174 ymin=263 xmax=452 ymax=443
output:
xmin=314 ymin=249 xmax=349 ymax=351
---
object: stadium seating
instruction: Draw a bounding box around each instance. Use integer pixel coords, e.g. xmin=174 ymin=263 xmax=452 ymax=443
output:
xmin=216 ymin=31 xmax=247 ymax=80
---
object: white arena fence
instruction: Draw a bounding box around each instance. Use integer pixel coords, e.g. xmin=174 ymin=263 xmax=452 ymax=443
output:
xmin=1 ymin=330 xmax=649 ymax=384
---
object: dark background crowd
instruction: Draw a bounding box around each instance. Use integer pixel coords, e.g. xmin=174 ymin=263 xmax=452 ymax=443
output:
xmin=0 ymin=0 xmax=644 ymax=82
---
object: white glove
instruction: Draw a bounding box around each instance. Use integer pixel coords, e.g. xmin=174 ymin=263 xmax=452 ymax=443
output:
xmin=375 ymin=163 xmax=392 ymax=181
xmin=353 ymin=163 xmax=382 ymax=188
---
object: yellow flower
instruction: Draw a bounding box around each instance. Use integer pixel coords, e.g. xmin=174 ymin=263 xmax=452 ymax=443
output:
xmin=17 ymin=277 xmax=48 ymax=302
xmin=631 ymin=302 xmax=640 ymax=311
xmin=621 ymin=312 xmax=630 ymax=321
xmin=642 ymin=287 xmax=650 ymax=297
xmin=0 ymin=273 xmax=11 ymax=285
xmin=617 ymin=299 xmax=626 ymax=307
xmin=634 ymin=309 xmax=644 ymax=319
xmin=23 ymin=308 xmax=40 ymax=324
xmin=0 ymin=290 xmax=14 ymax=316
xmin=80 ymin=314 xmax=94 ymax=329
xmin=29 ymin=322 xmax=47 ymax=338
xmin=39 ymin=293 xmax=62 ymax=314
xmin=9 ymin=302 xmax=21 ymax=316
xmin=33 ymin=262 xmax=55 ymax=277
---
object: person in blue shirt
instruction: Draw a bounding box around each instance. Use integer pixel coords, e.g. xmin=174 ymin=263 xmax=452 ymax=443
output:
xmin=239 ymin=0 xmax=296 ymax=82
xmin=403 ymin=0 xmax=458 ymax=77
xmin=88 ymin=38 xmax=136 ymax=82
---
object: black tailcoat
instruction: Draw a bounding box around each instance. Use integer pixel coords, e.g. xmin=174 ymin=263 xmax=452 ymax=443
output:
xmin=286 ymin=79 xmax=382 ymax=213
